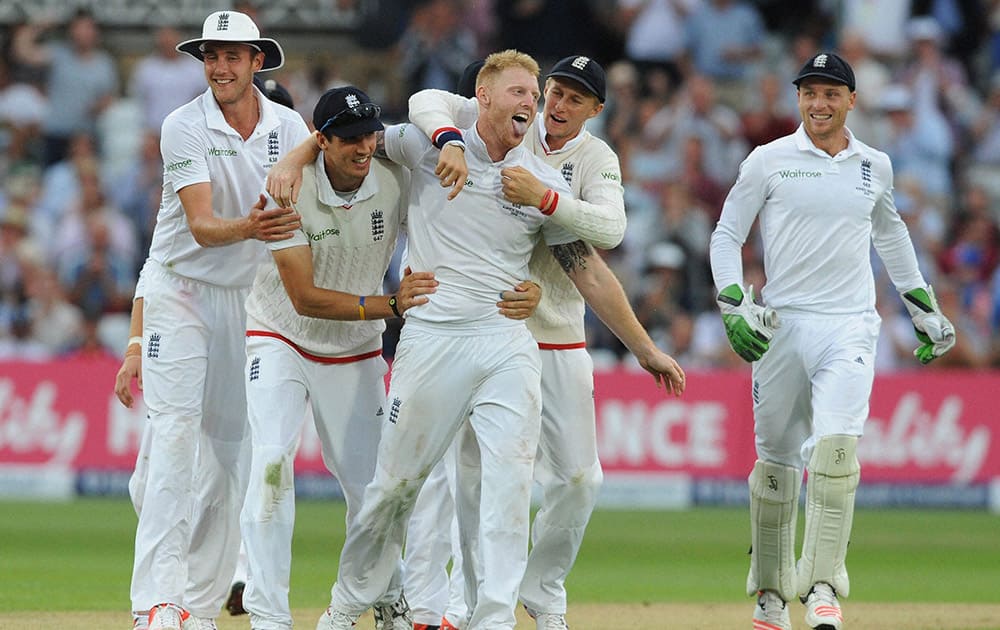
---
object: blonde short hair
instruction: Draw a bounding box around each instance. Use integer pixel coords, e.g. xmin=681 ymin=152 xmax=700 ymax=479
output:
xmin=476 ymin=49 xmax=540 ymax=92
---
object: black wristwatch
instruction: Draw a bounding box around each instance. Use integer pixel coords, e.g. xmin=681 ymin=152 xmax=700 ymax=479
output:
xmin=388 ymin=295 xmax=402 ymax=318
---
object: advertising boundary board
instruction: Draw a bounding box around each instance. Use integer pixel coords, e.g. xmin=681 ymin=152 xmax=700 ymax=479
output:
xmin=1 ymin=358 xmax=997 ymax=510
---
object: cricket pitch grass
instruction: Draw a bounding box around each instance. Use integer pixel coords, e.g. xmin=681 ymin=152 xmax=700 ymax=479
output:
xmin=3 ymin=499 xmax=998 ymax=629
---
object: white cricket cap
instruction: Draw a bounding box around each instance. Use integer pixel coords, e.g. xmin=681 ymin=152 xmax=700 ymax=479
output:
xmin=177 ymin=11 xmax=284 ymax=71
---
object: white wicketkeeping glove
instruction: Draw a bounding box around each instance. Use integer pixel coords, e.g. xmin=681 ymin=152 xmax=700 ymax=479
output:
xmin=717 ymin=284 xmax=781 ymax=362
xmin=901 ymin=286 xmax=956 ymax=364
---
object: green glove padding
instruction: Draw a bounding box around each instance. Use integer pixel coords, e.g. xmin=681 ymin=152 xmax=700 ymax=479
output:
xmin=902 ymin=286 xmax=956 ymax=364
xmin=717 ymin=284 xmax=780 ymax=363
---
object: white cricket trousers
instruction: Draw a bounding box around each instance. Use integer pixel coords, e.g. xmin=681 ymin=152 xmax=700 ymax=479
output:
xmin=520 ymin=347 xmax=602 ymax=615
xmin=404 ymin=441 xmax=465 ymax=627
xmin=752 ymin=311 xmax=880 ymax=467
xmin=240 ymin=335 xmax=389 ymax=629
xmin=329 ymin=322 xmax=542 ymax=630
xmin=404 ymin=347 xmax=602 ymax=624
xmin=130 ymin=263 xmax=250 ymax=618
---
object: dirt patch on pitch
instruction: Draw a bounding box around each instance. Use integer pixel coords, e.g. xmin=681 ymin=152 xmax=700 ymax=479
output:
xmin=5 ymin=603 xmax=999 ymax=629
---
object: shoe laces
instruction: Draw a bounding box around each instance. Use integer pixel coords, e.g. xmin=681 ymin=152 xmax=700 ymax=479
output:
xmin=322 ymin=607 xmax=360 ymax=629
xmin=374 ymin=594 xmax=410 ymax=629
xmin=756 ymin=590 xmax=787 ymax=621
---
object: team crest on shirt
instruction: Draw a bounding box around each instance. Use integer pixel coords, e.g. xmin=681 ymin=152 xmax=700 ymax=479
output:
xmin=371 ymin=209 xmax=384 ymax=241
xmin=268 ymin=131 xmax=280 ymax=163
xmin=857 ymin=158 xmax=874 ymax=198
xmin=561 ymin=162 xmax=574 ymax=185
xmin=249 ymin=356 xmax=261 ymax=381
xmin=147 ymin=332 xmax=161 ymax=359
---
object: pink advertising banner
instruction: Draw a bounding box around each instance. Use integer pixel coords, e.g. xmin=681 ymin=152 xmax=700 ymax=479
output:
xmin=1 ymin=358 xmax=997 ymax=487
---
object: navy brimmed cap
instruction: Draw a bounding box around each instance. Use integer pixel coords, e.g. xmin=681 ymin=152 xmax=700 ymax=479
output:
xmin=793 ymin=52 xmax=855 ymax=92
xmin=253 ymin=76 xmax=294 ymax=109
xmin=177 ymin=11 xmax=284 ymax=71
xmin=457 ymin=59 xmax=485 ymax=98
xmin=547 ymin=55 xmax=606 ymax=102
xmin=312 ymin=86 xmax=384 ymax=139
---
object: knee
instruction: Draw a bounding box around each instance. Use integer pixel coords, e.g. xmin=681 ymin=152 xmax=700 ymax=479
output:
xmin=547 ymin=463 xmax=603 ymax=501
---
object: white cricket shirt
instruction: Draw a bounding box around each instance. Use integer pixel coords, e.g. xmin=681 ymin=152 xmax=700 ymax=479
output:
xmin=148 ymin=87 xmax=311 ymax=287
xmin=384 ymin=122 xmax=576 ymax=327
xmin=245 ymin=154 xmax=409 ymax=356
xmin=710 ymin=125 xmax=925 ymax=314
xmin=408 ymin=89 xmax=627 ymax=344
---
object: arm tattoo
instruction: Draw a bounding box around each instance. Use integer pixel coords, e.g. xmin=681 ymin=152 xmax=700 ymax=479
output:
xmin=374 ymin=130 xmax=387 ymax=159
xmin=549 ymin=240 xmax=593 ymax=274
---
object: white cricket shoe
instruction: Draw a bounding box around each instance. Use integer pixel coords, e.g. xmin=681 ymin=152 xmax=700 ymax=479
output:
xmin=148 ymin=603 xmax=189 ymax=630
xmin=752 ymin=590 xmax=790 ymax=630
xmin=803 ymin=582 xmax=843 ymax=630
xmin=373 ymin=593 xmax=412 ymax=630
xmin=133 ymin=612 xmax=149 ymax=629
xmin=534 ymin=613 xmax=569 ymax=630
xmin=524 ymin=604 xmax=569 ymax=630
xmin=182 ymin=617 xmax=218 ymax=630
xmin=315 ymin=606 xmax=359 ymax=630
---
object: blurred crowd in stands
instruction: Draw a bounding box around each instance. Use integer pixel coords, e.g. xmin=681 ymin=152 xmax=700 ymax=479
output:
xmin=1 ymin=0 xmax=999 ymax=371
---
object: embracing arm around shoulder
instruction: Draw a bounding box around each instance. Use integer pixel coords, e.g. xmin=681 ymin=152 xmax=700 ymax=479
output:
xmin=266 ymin=136 xmax=322 ymax=207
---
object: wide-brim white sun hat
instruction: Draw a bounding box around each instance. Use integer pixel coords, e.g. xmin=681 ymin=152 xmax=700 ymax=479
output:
xmin=177 ymin=10 xmax=284 ymax=71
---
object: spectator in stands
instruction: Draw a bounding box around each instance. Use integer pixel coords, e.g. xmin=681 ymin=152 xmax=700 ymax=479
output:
xmin=616 ymin=0 xmax=697 ymax=94
xmin=739 ymin=71 xmax=799 ymax=149
xmin=839 ymin=0 xmax=912 ymax=62
xmin=11 ymin=7 xmax=119 ymax=166
xmin=106 ymin=131 xmax=162 ymax=259
xmin=398 ymin=0 xmax=477 ymax=97
xmin=0 ymin=206 xmax=32 ymax=342
xmin=24 ymin=264 xmax=84 ymax=356
xmin=129 ymin=24 xmax=205 ymax=135
xmin=52 ymin=161 xmax=137 ymax=290
xmin=34 ymin=132 xmax=100 ymax=234
xmin=683 ymin=0 xmax=766 ymax=108
xmin=662 ymin=73 xmax=748 ymax=184
xmin=896 ymin=16 xmax=979 ymax=129
xmin=594 ymin=59 xmax=642 ymax=151
xmin=837 ymin=28 xmax=892 ymax=143
xmin=0 ymin=58 xmax=47 ymax=173
xmin=875 ymin=83 xmax=955 ymax=203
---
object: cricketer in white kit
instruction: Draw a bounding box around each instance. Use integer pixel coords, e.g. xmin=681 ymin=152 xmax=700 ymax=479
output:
xmin=403 ymin=55 xmax=685 ymax=630
xmin=239 ymin=85 xmax=433 ymax=630
xmin=317 ymin=51 xmax=587 ymax=630
xmin=128 ymin=10 xmax=310 ymax=629
xmin=710 ymin=51 xmax=955 ymax=630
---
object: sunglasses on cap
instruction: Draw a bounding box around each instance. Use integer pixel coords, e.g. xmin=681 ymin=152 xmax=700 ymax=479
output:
xmin=318 ymin=102 xmax=381 ymax=135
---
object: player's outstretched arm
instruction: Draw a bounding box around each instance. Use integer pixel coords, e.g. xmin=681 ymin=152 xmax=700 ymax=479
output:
xmin=551 ymin=241 xmax=685 ymax=395
xmin=114 ymin=297 xmax=144 ymax=408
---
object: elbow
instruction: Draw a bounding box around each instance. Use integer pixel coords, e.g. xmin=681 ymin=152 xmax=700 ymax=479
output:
xmin=286 ymin=291 xmax=316 ymax=318
xmin=190 ymin=231 xmax=211 ymax=248
xmin=596 ymin=230 xmax=625 ymax=250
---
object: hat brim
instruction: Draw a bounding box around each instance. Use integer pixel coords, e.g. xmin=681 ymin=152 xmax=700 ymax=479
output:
xmin=793 ymin=71 xmax=854 ymax=92
xmin=546 ymin=71 xmax=605 ymax=102
xmin=327 ymin=117 xmax=385 ymax=139
xmin=177 ymin=38 xmax=284 ymax=71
